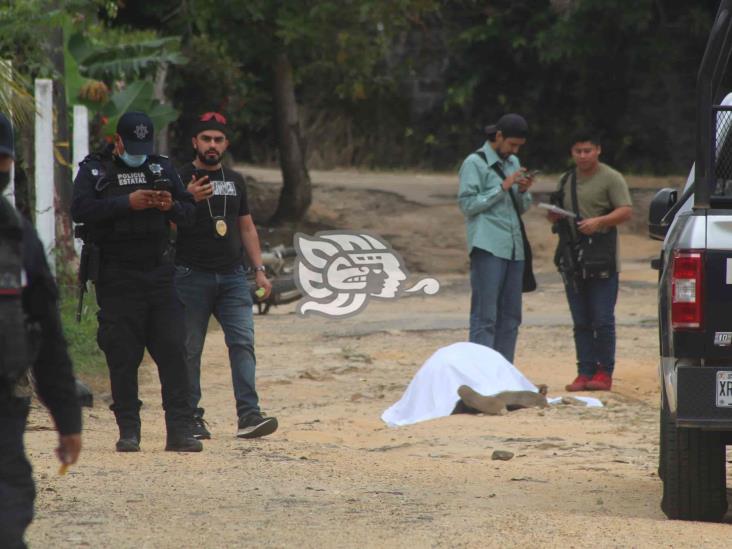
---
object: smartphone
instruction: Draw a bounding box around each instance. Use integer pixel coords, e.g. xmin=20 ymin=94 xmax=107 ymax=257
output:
xmin=517 ymin=169 xmax=540 ymax=182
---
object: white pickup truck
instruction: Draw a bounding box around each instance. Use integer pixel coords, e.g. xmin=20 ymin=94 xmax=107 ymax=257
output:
xmin=649 ymin=0 xmax=732 ymax=522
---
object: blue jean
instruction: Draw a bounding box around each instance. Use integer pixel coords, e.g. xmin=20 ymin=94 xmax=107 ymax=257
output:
xmin=564 ymin=273 xmax=619 ymax=377
xmin=469 ymin=248 xmax=523 ymax=363
xmin=174 ymin=265 xmax=260 ymax=418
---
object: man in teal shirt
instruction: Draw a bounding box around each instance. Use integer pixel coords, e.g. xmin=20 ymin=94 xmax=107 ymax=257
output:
xmin=458 ymin=114 xmax=534 ymax=363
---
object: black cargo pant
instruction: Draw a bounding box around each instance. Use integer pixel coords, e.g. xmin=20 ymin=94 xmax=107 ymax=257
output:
xmin=95 ymin=262 xmax=193 ymax=436
xmin=0 ymin=398 xmax=34 ymax=549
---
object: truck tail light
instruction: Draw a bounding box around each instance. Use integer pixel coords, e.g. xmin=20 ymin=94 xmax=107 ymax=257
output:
xmin=672 ymin=251 xmax=703 ymax=330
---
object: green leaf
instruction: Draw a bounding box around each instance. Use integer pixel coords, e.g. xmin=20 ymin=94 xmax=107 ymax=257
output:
xmin=0 ymin=63 xmax=35 ymax=129
xmin=101 ymin=80 xmax=155 ymax=136
xmin=79 ymin=37 xmax=186 ymax=80
xmin=146 ymin=102 xmax=180 ymax=131
xmin=100 ymin=81 xmax=179 ymax=136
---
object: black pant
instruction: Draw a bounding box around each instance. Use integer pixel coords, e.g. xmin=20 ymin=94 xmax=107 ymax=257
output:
xmin=0 ymin=398 xmax=34 ymax=549
xmin=95 ymin=263 xmax=192 ymax=434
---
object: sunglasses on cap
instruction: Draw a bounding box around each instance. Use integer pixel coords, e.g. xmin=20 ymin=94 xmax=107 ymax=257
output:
xmin=199 ymin=112 xmax=227 ymax=124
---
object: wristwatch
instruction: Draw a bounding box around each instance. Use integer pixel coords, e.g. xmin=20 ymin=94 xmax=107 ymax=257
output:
xmin=254 ymin=265 xmax=266 ymax=273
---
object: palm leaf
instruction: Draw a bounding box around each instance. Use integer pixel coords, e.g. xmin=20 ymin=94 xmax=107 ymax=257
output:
xmin=0 ymin=63 xmax=35 ymax=129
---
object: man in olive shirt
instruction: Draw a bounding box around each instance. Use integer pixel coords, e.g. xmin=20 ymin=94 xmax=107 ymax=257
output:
xmin=458 ymin=114 xmax=535 ymax=363
xmin=547 ymin=131 xmax=632 ymax=391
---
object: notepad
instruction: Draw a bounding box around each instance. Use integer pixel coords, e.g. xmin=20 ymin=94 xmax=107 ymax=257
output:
xmin=538 ymin=202 xmax=577 ymax=218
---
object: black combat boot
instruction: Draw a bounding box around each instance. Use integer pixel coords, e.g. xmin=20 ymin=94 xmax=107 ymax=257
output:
xmin=165 ymin=429 xmax=203 ymax=452
xmin=116 ymin=426 xmax=141 ymax=452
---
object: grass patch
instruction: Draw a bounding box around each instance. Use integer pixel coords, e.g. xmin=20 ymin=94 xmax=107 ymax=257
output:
xmin=59 ymin=284 xmax=107 ymax=380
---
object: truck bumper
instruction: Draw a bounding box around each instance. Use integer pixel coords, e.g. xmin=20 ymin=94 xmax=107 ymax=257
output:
xmin=675 ymin=365 xmax=732 ymax=429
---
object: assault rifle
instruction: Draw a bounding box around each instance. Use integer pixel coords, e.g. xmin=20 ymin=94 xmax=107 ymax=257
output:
xmin=550 ymin=191 xmax=580 ymax=292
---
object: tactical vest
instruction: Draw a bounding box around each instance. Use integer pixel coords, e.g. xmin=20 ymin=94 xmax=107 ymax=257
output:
xmin=0 ymin=196 xmax=30 ymax=384
xmin=94 ymin=157 xmax=170 ymax=241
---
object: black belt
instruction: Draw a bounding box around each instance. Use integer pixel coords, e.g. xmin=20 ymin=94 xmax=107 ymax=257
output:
xmin=175 ymin=261 xmax=244 ymax=275
xmin=103 ymin=255 xmax=171 ymax=271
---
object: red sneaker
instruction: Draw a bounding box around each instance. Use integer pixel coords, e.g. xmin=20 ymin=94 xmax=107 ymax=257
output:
xmin=565 ymin=374 xmax=591 ymax=392
xmin=586 ymin=370 xmax=613 ymax=391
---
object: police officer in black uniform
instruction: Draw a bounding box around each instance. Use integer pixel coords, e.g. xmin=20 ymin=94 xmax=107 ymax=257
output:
xmin=0 ymin=113 xmax=82 ymax=549
xmin=71 ymin=111 xmax=201 ymax=453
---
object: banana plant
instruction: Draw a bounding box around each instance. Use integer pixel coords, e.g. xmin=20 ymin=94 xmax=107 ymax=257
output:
xmin=62 ymin=14 xmax=185 ymax=136
xmin=99 ymin=80 xmax=178 ymax=137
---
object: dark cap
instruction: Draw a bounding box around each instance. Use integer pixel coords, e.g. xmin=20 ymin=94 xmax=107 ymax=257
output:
xmin=484 ymin=113 xmax=529 ymax=139
xmin=0 ymin=113 xmax=14 ymax=158
xmin=117 ymin=111 xmax=154 ymax=155
xmin=193 ymin=112 xmax=228 ymax=137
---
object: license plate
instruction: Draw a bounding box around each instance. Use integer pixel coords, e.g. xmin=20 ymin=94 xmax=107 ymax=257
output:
xmin=716 ymin=371 xmax=732 ymax=407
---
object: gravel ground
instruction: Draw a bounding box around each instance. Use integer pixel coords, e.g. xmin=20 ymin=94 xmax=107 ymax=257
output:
xmin=26 ymin=172 xmax=732 ymax=548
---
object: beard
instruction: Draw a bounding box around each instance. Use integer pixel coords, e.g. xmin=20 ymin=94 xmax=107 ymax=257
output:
xmin=197 ymin=149 xmax=222 ymax=166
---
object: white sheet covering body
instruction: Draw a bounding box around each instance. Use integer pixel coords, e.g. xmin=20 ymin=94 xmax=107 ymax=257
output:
xmin=381 ymin=342 xmax=538 ymax=427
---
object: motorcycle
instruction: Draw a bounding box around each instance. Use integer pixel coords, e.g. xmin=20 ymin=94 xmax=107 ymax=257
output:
xmin=247 ymin=243 xmax=301 ymax=314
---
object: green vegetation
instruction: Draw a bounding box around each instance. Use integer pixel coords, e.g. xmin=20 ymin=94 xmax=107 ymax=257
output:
xmin=0 ymin=1 xmax=726 ymax=226
xmin=58 ymin=285 xmax=106 ymax=380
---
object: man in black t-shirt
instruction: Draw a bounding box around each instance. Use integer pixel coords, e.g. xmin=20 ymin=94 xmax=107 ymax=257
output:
xmin=175 ymin=112 xmax=277 ymax=439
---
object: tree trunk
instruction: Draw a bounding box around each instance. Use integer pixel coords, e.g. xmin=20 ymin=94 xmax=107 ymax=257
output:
xmin=270 ymin=52 xmax=312 ymax=225
xmin=153 ymin=64 xmax=170 ymax=155
xmin=50 ymin=21 xmax=75 ymax=268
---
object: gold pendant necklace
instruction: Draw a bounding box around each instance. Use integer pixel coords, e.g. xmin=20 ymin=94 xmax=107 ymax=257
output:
xmin=206 ymin=167 xmax=228 ymax=239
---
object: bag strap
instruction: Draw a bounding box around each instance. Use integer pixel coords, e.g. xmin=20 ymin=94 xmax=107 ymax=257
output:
xmin=555 ymin=170 xmax=572 ymax=201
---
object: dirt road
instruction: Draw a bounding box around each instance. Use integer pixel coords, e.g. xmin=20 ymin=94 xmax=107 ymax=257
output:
xmin=25 ymin=171 xmax=732 ymax=547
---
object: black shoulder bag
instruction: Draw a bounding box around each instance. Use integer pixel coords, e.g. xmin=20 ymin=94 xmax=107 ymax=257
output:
xmin=474 ymin=151 xmax=537 ymax=293
xmin=568 ymin=170 xmax=617 ymax=279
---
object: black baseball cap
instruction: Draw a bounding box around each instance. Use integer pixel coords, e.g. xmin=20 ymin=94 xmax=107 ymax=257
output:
xmin=0 ymin=113 xmax=14 ymax=158
xmin=484 ymin=113 xmax=529 ymax=139
xmin=117 ymin=111 xmax=154 ymax=155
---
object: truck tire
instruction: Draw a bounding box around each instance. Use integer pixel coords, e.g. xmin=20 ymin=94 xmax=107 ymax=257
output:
xmin=660 ymin=396 xmax=728 ymax=521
